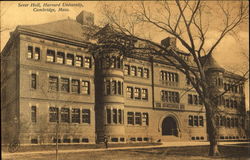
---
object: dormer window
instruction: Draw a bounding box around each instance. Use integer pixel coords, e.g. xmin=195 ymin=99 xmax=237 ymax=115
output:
xmin=57 ymin=52 xmax=65 ymax=64
xmin=66 ymin=54 xmax=74 ymax=66
xmin=76 ymin=55 xmax=83 ymax=67
xmin=47 ymin=49 xmax=55 ymax=62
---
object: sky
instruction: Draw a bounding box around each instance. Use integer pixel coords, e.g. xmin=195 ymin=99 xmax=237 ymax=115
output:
xmin=0 ymin=1 xmax=249 ymax=110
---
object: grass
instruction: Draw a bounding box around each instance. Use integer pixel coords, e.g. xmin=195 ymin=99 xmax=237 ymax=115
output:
xmin=2 ymin=144 xmax=250 ymax=160
xmin=1 ymin=142 xmax=160 ymax=153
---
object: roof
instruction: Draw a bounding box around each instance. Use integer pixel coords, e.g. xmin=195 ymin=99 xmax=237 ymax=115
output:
xmin=201 ymin=54 xmax=224 ymax=72
xmin=17 ymin=18 xmax=100 ymax=42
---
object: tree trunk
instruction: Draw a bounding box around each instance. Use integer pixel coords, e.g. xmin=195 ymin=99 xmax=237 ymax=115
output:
xmin=204 ymin=97 xmax=220 ymax=156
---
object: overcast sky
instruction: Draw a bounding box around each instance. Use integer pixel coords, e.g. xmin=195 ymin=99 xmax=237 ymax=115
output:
xmin=1 ymin=1 xmax=249 ymax=109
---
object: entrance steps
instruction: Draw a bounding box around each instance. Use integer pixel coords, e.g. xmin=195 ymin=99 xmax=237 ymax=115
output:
xmin=160 ymin=136 xmax=181 ymax=142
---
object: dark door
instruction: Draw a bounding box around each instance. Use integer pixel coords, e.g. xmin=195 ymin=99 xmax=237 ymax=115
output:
xmin=162 ymin=117 xmax=178 ymax=136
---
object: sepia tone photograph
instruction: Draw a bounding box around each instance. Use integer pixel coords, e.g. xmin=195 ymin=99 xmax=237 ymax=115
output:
xmin=1 ymin=1 xmax=249 ymax=160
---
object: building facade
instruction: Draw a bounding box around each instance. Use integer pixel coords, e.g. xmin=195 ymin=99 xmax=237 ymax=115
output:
xmin=1 ymin=11 xmax=247 ymax=145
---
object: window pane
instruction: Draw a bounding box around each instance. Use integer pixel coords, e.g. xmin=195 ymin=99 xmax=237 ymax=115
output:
xmin=66 ymin=54 xmax=74 ymax=65
xmin=47 ymin=49 xmax=55 ymax=62
xmin=71 ymin=108 xmax=80 ymax=123
xmin=61 ymin=78 xmax=69 ymax=92
xmin=49 ymin=107 xmax=58 ymax=122
xmin=135 ymin=112 xmax=141 ymax=125
xmin=76 ymin=56 xmax=83 ymax=67
xmin=57 ymin=52 xmax=65 ymax=64
xmin=28 ymin=46 xmax=33 ymax=59
xmin=81 ymin=81 xmax=90 ymax=94
xmin=107 ymin=109 xmax=111 ymax=124
xmin=82 ymin=109 xmax=90 ymax=123
xmin=124 ymin=65 xmax=130 ymax=75
xmin=61 ymin=108 xmax=69 ymax=123
xmin=127 ymin=112 xmax=134 ymax=124
xmin=84 ymin=57 xmax=91 ymax=68
xmin=31 ymin=74 xmax=37 ymax=89
xmin=31 ymin=106 xmax=36 ymax=122
xmin=194 ymin=116 xmax=198 ymax=126
xmin=199 ymin=116 xmax=204 ymax=126
xmin=134 ymin=88 xmax=141 ymax=99
xmin=127 ymin=87 xmax=133 ymax=99
xmin=142 ymin=89 xmax=148 ymax=100
xmin=71 ymin=79 xmax=80 ymax=93
xmin=113 ymin=109 xmax=117 ymax=123
xmin=131 ymin=66 xmax=136 ymax=76
xmin=34 ymin=47 xmax=40 ymax=60
xmin=189 ymin=115 xmax=193 ymax=126
xmin=138 ymin=67 xmax=143 ymax=77
xmin=111 ymin=81 xmax=117 ymax=95
xmin=143 ymin=68 xmax=149 ymax=78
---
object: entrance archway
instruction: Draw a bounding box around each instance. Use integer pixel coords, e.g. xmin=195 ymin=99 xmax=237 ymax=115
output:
xmin=162 ymin=116 xmax=178 ymax=136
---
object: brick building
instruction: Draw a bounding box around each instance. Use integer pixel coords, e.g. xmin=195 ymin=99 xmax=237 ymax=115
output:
xmin=1 ymin=11 xmax=247 ymax=145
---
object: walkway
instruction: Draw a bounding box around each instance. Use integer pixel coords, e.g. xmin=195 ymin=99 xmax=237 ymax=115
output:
xmin=2 ymin=141 xmax=249 ymax=157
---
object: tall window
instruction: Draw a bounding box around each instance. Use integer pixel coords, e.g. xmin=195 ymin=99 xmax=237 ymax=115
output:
xmin=124 ymin=65 xmax=130 ymax=75
xmin=31 ymin=106 xmax=37 ymax=123
xmin=189 ymin=115 xmax=193 ymax=126
xmin=143 ymin=68 xmax=149 ymax=78
xmin=199 ymin=116 xmax=204 ymax=126
xmin=71 ymin=108 xmax=80 ymax=123
xmin=61 ymin=78 xmax=69 ymax=92
xmin=76 ymin=56 xmax=83 ymax=67
xmin=49 ymin=76 xmax=58 ymax=91
xmin=142 ymin=113 xmax=149 ymax=126
xmin=82 ymin=109 xmax=90 ymax=123
xmin=31 ymin=73 xmax=37 ymax=89
xmin=127 ymin=87 xmax=133 ymax=99
xmin=131 ymin=66 xmax=136 ymax=76
xmin=61 ymin=108 xmax=70 ymax=123
xmin=27 ymin=46 xmax=33 ymax=59
xmin=194 ymin=95 xmax=198 ymax=105
xmin=134 ymin=88 xmax=141 ymax=99
xmin=127 ymin=112 xmax=134 ymax=125
xmin=111 ymin=81 xmax=117 ymax=95
xmin=49 ymin=107 xmax=59 ymax=122
xmin=34 ymin=47 xmax=40 ymax=60
xmin=47 ymin=49 xmax=55 ymax=62
xmin=135 ymin=112 xmax=141 ymax=125
xmin=142 ymin=89 xmax=148 ymax=100
xmin=106 ymin=80 xmax=111 ymax=95
xmin=57 ymin=52 xmax=65 ymax=64
xmin=81 ymin=81 xmax=90 ymax=95
xmin=118 ymin=81 xmax=122 ymax=95
xmin=113 ymin=109 xmax=117 ymax=123
xmin=66 ymin=54 xmax=74 ymax=66
xmin=71 ymin=79 xmax=80 ymax=93
xmin=194 ymin=116 xmax=198 ymax=126
xmin=84 ymin=57 xmax=91 ymax=68
xmin=118 ymin=109 xmax=122 ymax=124
xmin=107 ymin=109 xmax=111 ymax=124
xmin=137 ymin=67 xmax=143 ymax=77
xmin=188 ymin=94 xmax=193 ymax=104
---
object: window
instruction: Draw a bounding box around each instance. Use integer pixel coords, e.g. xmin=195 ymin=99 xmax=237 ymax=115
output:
xmin=134 ymin=88 xmax=141 ymax=99
xmin=61 ymin=108 xmax=70 ymax=123
xmin=49 ymin=107 xmax=59 ymax=122
xmin=66 ymin=54 xmax=74 ymax=66
xmin=226 ymin=117 xmax=231 ymax=128
xmin=76 ymin=56 xmax=83 ymax=67
xmin=194 ymin=95 xmax=198 ymax=105
xmin=110 ymin=56 xmax=116 ymax=68
xmin=31 ymin=139 xmax=38 ymax=144
xmin=61 ymin=78 xmax=69 ymax=92
xmin=127 ymin=87 xmax=133 ymax=99
xmin=34 ymin=47 xmax=40 ymax=60
xmin=137 ymin=67 xmax=143 ymax=77
xmin=106 ymin=80 xmax=111 ymax=95
xmin=135 ymin=112 xmax=141 ymax=125
xmin=127 ymin=112 xmax=134 ymax=125
xmin=71 ymin=79 xmax=80 ymax=93
xmin=118 ymin=109 xmax=122 ymax=124
xmin=116 ymin=57 xmax=121 ymax=68
xmin=199 ymin=116 xmax=204 ymax=126
xmin=161 ymin=90 xmax=179 ymax=103
xmin=28 ymin=46 xmax=33 ymax=59
xmin=81 ymin=81 xmax=90 ymax=95
xmin=142 ymin=89 xmax=148 ymax=100
xmin=142 ymin=113 xmax=149 ymax=126
xmin=124 ymin=65 xmax=130 ymax=75
xmin=194 ymin=116 xmax=198 ymax=126
xmin=47 ymin=49 xmax=55 ymax=62
xmin=84 ymin=57 xmax=91 ymax=68
xmin=31 ymin=106 xmax=37 ymax=123
xmin=107 ymin=109 xmax=111 ymax=124
xmin=49 ymin=76 xmax=58 ymax=91
xmin=57 ymin=52 xmax=65 ymax=64
xmin=131 ymin=66 xmax=136 ymax=76
xmin=188 ymin=94 xmax=193 ymax=104
xmin=113 ymin=109 xmax=117 ymax=123
xmin=189 ymin=115 xmax=193 ymax=126
xmin=143 ymin=68 xmax=149 ymax=78
xmin=111 ymin=81 xmax=117 ymax=95
xmin=73 ymin=138 xmax=80 ymax=143
xmin=31 ymin=74 xmax=37 ymax=89
xmin=118 ymin=81 xmax=122 ymax=95
xmin=82 ymin=109 xmax=90 ymax=123
xmin=71 ymin=108 xmax=80 ymax=123
xmin=160 ymin=71 xmax=178 ymax=82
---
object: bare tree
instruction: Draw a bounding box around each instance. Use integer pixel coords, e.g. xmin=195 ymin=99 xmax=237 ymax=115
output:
xmin=89 ymin=0 xmax=249 ymax=156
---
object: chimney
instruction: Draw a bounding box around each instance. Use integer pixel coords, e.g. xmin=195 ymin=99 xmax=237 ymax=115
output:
xmin=161 ymin=37 xmax=176 ymax=48
xmin=76 ymin=10 xmax=94 ymax=25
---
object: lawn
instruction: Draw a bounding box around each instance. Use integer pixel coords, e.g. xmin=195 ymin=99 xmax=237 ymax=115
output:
xmin=2 ymin=145 xmax=250 ymax=160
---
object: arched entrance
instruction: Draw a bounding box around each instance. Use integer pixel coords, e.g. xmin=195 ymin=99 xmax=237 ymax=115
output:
xmin=162 ymin=117 xmax=178 ymax=136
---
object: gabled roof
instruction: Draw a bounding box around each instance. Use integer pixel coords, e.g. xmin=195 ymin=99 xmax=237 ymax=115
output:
xmin=17 ymin=18 xmax=100 ymax=42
